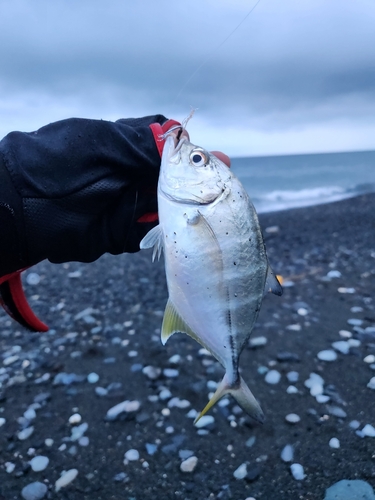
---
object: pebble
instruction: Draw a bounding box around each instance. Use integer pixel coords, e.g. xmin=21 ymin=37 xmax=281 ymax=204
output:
xmin=349 ymin=420 xmax=361 ymax=430
xmin=367 ymin=377 xmax=375 ymax=390
xmin=329 ymin=438 xmax=340 ymax=449
xmin=69 ymin=413 xmax=82 ymax=425
xmin=291 ymin=463 xmax=306 ymax=480
xmin=169 ymin=354 xmax=181 ymax=364
xmin=286 ymin=324 xmax=301 ymax=331
xmin=362 ymin=424 xmax=375 ymax=437
xmin=317 ymin=350 xmax=337 ymax=362
xmin=249 ymin=336 xmax=268 ymax=347
xmin=168 ymin=397 xmax=190 ymax=409
xmin=3 ymin=355 xmax=19 ymax=366
xmin=53 ymin=373 xmax=85 ymax=385
xmin=159 ymin=389 xmax=172 ymax=400
xmin=124 ymin=449 xmax=139 ymax=461
xmin=55 ymin=469 xmax=79 ymax=492
xmin=18 ymin=426 xmax=34 ymax=441
xmin=71 ymin=422 xmax=88 ymax=441
xmin=327 ymin=406 xmax=347 ymax=419
xmin=287 ymin=371 xmax=299 ymax=383
xmin=194 ymin=415 xmax=215 ymax=428
xmin=95 ymin=387 xmax=108 ymax=396
xmin=106 ymin=400 xmax=141 ymax=420
xmin=286 ymin=385 xmax=299 ymax=394
xmin=179 ymin=449 xmax=194 ymax=460
xmin=87 ymin=372 xmax=99 ymax=383
xmin=285 ymin=413 xmax=300 ymax=424
xmin=339 ymin=330 xmax=352 ymax=338
xmin=348 ymin=338 xmax=361 ymax=347
xmin=79 ymin=436 xmax=89 ymax=446
xmin=246 ymin=436 xmax=256 ymax=447
xmin=281 ymin=444 xmax=294 ymax=462
xmin=45 ymin=438 xmax=54 ymax=447
xmin=316 ymin=394 xmax=330 ymax=403
xmin=0 ymin=417 xmax=6 ymax=427
xmin=327 ymin=270 xmax=341 ymax=278
xmin=146 ymin=443 xmax=158 ymax=455
xmin=338 ymin=287 xmax=355 ymax=294
xmin=233 ymin=462 xmax=247 ymax=479
xmin=162 ymin=367 xmax=180 ymax=378
xmin=332 ymin=341 xmax=350 ymax=354
xmin=265 ymin=370 xmax=281 ymax=384
xmin=24 ymin=408 xmax=37 ymax=420
xmin=324 ymin=479 xmax=375 ymax=500
xmin=180 ymin=456 xmax=198 ymax=472
xmin=6 ymin=462 xmax=15 ymax=473
xmin=30 ymin=456 xmax=49 ymax=472
xmin=26 ymin=273 xmax=41 ymax=285
xmin=142 ymin=366 xmax=161 ymax=380
xmin=21 ymin=482 xmax=48 ymax=500
xmin=348 ymin=318 xmax=363 ymax=326
xmin=364 ymin=355 xmax=375 ymax=364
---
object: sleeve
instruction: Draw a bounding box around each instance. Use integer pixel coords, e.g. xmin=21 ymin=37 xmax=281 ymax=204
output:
xmin=0 ymin=115 xmax=174 ymax=277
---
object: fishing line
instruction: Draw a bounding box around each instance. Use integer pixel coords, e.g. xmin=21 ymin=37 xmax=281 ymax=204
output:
xmin=173 ymin=0 xmax=263 ymax=105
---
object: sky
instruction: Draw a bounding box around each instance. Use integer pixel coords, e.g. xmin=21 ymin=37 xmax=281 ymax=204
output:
xmin=0 ymin=0 xmax=374 ymax=156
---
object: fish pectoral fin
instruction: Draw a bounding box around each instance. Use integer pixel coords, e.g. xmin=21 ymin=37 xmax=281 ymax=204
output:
xmin=194 ymin=373 xmax=264 ymax=425
xmin=139 ymin=224 xmax=164 ymax=262
xmin=264 ymin=265 xmax=283 ymax=296
xmin=161 ymin=299 xmax=197 ymax=345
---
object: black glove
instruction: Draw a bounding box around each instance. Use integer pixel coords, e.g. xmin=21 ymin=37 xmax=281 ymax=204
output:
xmin=0 ymin=115 xmax=181 ymax=330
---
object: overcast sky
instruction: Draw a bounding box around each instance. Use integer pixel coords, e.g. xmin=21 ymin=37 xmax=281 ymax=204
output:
xmin=0 ymin=0 xmax=374 ymax=156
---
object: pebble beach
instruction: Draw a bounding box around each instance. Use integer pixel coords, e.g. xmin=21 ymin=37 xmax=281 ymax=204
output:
xmin=1 ymin=193 xmax=375 ymax=500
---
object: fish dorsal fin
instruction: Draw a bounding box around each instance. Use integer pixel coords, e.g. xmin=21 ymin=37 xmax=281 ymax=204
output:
xmin=139 ymin=224 xmax=164 ymax=261
xmin=161 ymin=299 xmax=198 ymax=345
xmin=264 ymin=266 xmax=283 ymax=296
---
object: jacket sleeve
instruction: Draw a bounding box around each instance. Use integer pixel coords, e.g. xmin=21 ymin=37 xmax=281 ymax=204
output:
xmin=0 ymin=115 xmax=173 ymax=277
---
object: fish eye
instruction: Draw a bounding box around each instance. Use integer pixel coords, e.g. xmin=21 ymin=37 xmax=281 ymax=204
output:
xmin=189 ymin=149 xmax=208 ymax=167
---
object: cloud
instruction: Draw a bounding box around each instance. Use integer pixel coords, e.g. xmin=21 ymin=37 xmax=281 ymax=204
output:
xmin=0 ymin=0 xmax=374 ymax=154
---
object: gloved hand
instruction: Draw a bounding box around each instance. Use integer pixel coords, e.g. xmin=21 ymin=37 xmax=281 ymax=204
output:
xmin=0 ymin=115 xmax=180 ymax=330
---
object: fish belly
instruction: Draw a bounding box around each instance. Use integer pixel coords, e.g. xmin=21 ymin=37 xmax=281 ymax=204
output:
xmin=159 ymin=177 xmax=267 ymax=376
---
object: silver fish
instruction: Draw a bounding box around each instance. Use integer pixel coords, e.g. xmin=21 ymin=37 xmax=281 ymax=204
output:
xmin=140 ymin=134 xmax=282 ymax=424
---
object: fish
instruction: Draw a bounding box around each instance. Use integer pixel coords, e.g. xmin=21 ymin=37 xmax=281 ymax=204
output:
xmin=140 ymin=133 xmax=282 ymax=424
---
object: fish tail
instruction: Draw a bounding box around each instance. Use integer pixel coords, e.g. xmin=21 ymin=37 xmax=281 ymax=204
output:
xmin=194 ymin=373 xmax=264 ymax=425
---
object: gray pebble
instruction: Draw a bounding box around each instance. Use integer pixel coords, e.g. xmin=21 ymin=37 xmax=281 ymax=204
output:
xmin=281 ymin=444 xmax=294 ymax=462
xmin=327 ymin=406 xmax=347 ymax=418
xmin=21 ymin=482 xmax=48 ymax=500
xmin=30 ymin=456 xmax=49 ymax=472
xmin=324 ymin=479 xmax=375 ymax=500
xmin=18 ymin=426 xmax=34 ymax=441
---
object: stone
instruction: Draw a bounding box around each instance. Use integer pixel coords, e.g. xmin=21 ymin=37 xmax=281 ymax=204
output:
xmin=367 ymin=377 xmax=375 ymax=390
xmin=30 ymin=456 xmax=49 ymax=472
xmin=179 ymin=449 xmax=194 ymax=459
xmin=287 ymin=385 xmax=299 ymax=394
xmin=163 ymin=368 xmax=179 ymax=378
xmin=324 ymin=479 xmax=375 ymax=500
xmin=124 ymin=449 xmax=139 ymax=461
xmin=362 ymin=424 xmax=375 ymax=437
xmin=233 ymin=463 xmax=247 ymax=479
xmin=290 ymin=463 xmax=306 ymax=480
xmin=265 ymin=370 xmax=281 ymax=384
xmin=332 ymin=341 xmax=350 ymax=354
xmin=0 ymin=417 xmax=5 ymax=427
xmin=281 ymin=444 xmax=294 ymax=462
xmin=55 ymin=469 xmax=79 ymax=492
xmin=249 ymin=336 xmax=268 ymax=348
xmin=142 ymin=366 xmax=161 ymax=380
xmin=70 ymin=422 xmax=88 ymax=441
xmin=194 ymin=415 xmax=215 ymax=428
xmin=285 ymin=413 xmax=300 ymax=424
xmin=21 ymin=482 xmax=48 ymax=500
xmin=277 ymin=352 xmax=300 ymax=362
xmin=364 ymin=355 xmax=375 ymax=364
xmin=180 ymin=456 xmax=198 ymax=472
xmin=287 ymin=371 xmax=299 ymax=383
xmin=145 ymin=443 xmax=158 ymax=455
xmin=18 ymin=426 xmax=34 ymax=441
xmin=329 ymin=438 xmax=340 ymax=448
xmin=317 ymin=350 xmax=337 ymax=362
xmin=26 ymin=273 xmax=41 ymax=285
xmin=327 ymin=406 xmax=347 ymax=418
xmin=87 ymin=372 xmax=99 ymax=383
xmin=106 ymin=400 xmax=141 ymax=420
xmin=69 ymin=413 xmax=82 ymax=425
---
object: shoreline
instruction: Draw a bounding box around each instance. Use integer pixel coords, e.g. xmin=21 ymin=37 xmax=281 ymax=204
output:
xmin=0 ymin=193 xmax=375 ymax=499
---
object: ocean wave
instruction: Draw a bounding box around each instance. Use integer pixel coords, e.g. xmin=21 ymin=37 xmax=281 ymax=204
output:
xmin=252 ymin=183 xmax=375 ymax=213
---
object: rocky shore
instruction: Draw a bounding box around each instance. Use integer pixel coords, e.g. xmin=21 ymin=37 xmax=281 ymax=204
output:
xmin=1 ymin=194 xmax=375 ymax=500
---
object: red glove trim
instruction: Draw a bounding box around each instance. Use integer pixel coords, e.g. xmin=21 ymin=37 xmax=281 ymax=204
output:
xmin=149 ymin=119 xmax=181 ymax=158
xmin=0 ymin=270 xmax=49 ymax=332
xmin=137 ymin=212 xmax=159 ymax=223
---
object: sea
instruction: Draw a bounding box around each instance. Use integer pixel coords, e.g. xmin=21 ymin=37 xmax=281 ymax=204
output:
xmin=231 ymin=150 xmax=375 ymax=214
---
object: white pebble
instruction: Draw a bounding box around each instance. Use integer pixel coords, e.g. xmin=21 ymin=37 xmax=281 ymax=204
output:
xmin=265 ymin=370 xmax=281 ymax=385
xmin=168 ymin=354 xmax=181 ymax=364
xmin=87 ymin=372 xmax=99 ymax=383
xmin=364 ymin=355 xmax=375 ymax=364
xmin=26 ymin=273 xmax=41 ymax=285
xmin=287 ymin=371 xmax=299 ymax=383
xmin=304 ymin=373 xmax=324 ymax=388
xmin=362 ymin=424 xmax=375 ymax=437
xmin=286 ymin=385 xmax=299 ymax=394
xmin=30 ymin=456 xmax=49 ymax=472
xmin=124 ymin=449 xmax=139 ymax=461
xmin=339 ymin=330 xmax=352 ymax=338
xmin=79 ymin=436 xmax=89 ymax=446
xmin=21 ymin=481 xmax=48 ymax=500
xmin=332 ymin=341 xmax=350 ymax=354
xmin=286 ymin=324 xmax=301 ymax=331
xmin=349 ymin=420 xmax=361 ymax=430
xmin=186 ymin=409 xmax=198 ymax=419
xmin=290 ymin=463 xmax=306 ymax=480
xmin=329 ymin=438 xmax=340 ymax=449
xmin=70 ymin=422 xmax=88 ymax=441
xmin=128 ymin=350 xmax=138 ymax=357
xmin=348 ymin=338 xmax=361 ymax=347
xmin=233 ymin=462 xmax=247 ymax=479
xmin=285 ymin=413 xmax=300 ymax=424
xmin=45 ymin=438 xmax=54 ymax=447
xmin=0 ymin=417 xmax=6 ymax=427
xmin=106 ymin=400 xmax=141 ymax=420
xmin=367 ymin=377 xmax=375 ymax=390
xmin=168 ymin=397 xmax=190 ymax=409
xmin=6 ymin=462 xmax=15 ymax=473
xmin=24 ymin=408 xmax=37 ymax=421
xmin=249 ymin=336 xmax=268 ymax=347
xmin=142 ymin=366 xmax=161 ymax=380
xmin=69 ymin=413 xmax=82 ymax=425
xmin=338 ymin=287 xmax=355 ymax=294
xmin=327 ymin=270 xmax=341 ymax=278
xmin=281 ymin=444 xmax=294 ymax=462
xmin=159 ymin=389 xmax=172 ymax=400
xmin=55 ymin=469 xmax=78 ymax=492
xmin=194 ymin=415 xmax=215 ymax=428
xmin=18 ymin=426 xmax=34 ymax=441
xmin=310 ymin=383 xmax=324 ymax=397
xmin=347 ymin=318 xmax=363 ymax=326
xmin=165 ymin=426 xmax=174 ymax=434
xmin=163 ymin=368 xmax=179 ymax=378
xmin=265 ymin=225 xmax=279 ymax=233
xmin=297 ymin=308 xmax=308 ymax=316
xmin=180 ymin=456 xmax=198 ymax=472
xmin=316 ymin=394 xmax=330 ymax=404
xmin=317 ymin=350 xmax=337 ymax=362
xmin=3 ymin=355 xmax=19 ymax=366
